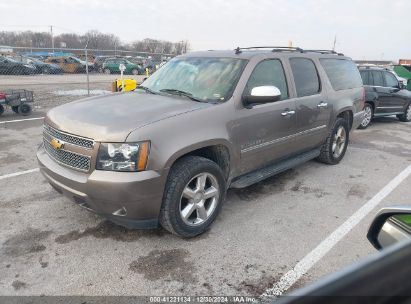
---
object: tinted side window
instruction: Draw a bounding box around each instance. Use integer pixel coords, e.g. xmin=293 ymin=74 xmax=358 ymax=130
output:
xmin=320 ymin=59 xmax=362 ymax=91
xmin=372 ymin=71 xmax=384 ymax=86
xmin=290 ymin=58 xmax=320 ymax=97
xmin=384 ymin=72 xmax=398 ymax=87
xmin=360 ymin=71 xmax=370 ymax=85
xmin=246 ymin=59 xmax=288 ymax=100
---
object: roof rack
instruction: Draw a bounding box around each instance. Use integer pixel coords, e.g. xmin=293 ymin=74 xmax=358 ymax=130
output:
xmin=303 ymin=49 xmax=345 ymax=56
xmin=235 ymin=46 xmax=304 ymax=54
xmin=234 ymin=47 xmax=344 ymax=56
xmin=357 ymin=65 xmax=390 ymax=70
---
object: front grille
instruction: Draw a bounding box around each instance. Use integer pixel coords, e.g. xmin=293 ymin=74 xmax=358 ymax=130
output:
xmin=43 ymin=138 xmax=91 ymax=172
xmin=43 ymin=124 xmax=94 ymax=149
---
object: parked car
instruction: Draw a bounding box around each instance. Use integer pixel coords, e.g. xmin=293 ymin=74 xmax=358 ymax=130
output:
xmin=102 ymin=58 xmax=144 ymax=75
xmin=9 ymin=55 xmax=63 ymax=74
xmin=0 ymin=56 xmax=36 ymax=75
xmin=358 ymin=66 xmax=411 ymax=129
xmin=279 ymin=206 xmax=411 ymax=303
xmin=94 ymin=55 xmax=112 ymax=73
xmin=44 ymin=56 xmax=93 ymax=73
xmin=37 ymin=47 xmax=365 ymax=237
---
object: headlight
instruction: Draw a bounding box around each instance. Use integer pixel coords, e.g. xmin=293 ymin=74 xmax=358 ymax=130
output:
xmin=96 ymin=142 xmax=150 ymax=172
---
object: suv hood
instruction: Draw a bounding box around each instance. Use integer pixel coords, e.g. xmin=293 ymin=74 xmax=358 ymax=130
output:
xmin=46 ymin=91 xmax=210 ymax=142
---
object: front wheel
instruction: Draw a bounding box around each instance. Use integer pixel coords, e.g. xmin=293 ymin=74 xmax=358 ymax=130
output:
xmin=159 ymin=156 xmax=226 ymax=238
xmin=131 ymin=68 xmax=139 ymax=75
xmin=103 ymin=68 xmax=111 ymax=74
xmin=317 ymin=118 xmax=349 ymax=165
xmin=358 ymin=103 xmax=373 ymax=129
xmin=397 ymin=103 xmax=411 ymax=122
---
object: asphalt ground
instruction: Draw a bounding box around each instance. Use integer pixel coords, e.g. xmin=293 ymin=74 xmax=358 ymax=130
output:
xmin=0 ymin=86 xmax=410 ymax=299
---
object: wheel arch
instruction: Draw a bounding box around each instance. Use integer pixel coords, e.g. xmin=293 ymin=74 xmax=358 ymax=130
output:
xmin=336 ymin=108 xmax=353 ymax=130
xmin=164 ymin=141 xmax=232 ymax=181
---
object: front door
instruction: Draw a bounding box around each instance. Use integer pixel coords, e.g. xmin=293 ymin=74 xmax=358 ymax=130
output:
xmin=232 ymin=59 xmax=298 ymax=175
xmin=381 ymin=71 xmax=409 ymax=112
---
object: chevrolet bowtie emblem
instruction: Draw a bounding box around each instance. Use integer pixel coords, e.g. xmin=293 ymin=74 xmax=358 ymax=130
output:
xmin=50 ymin=138 xmax=64 ymax=150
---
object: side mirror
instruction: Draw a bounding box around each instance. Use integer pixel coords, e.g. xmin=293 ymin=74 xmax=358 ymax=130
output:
xmin=367 ymin=206 xmax=411 ymax=250
xmin=243 ymin=86 xmax=282 ymax=108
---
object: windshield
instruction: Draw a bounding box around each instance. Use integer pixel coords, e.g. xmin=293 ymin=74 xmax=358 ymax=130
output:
xmin=141 ymin=57 xmax=247 ymax=102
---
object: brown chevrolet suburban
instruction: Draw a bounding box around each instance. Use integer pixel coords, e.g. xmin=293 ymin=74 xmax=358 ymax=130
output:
xmin=37 ymin=47 xmax=365 ymax=237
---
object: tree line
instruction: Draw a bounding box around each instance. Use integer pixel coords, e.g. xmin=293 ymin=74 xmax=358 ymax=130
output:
xmin=0 ymin=30 xmax=189 ymax=55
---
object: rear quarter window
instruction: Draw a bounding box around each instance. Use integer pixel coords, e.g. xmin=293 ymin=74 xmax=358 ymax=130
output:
xmin=320 ymin=59 xmax=362 ymax=91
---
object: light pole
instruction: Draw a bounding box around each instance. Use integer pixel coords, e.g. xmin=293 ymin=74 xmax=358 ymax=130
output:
xmin=50 ymin=25 xmax=54 ymax=53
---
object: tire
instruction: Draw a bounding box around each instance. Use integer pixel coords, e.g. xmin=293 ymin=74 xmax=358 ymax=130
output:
xmin=18 ymin=104 xmax=32 ymax=116
xmin=397 ymin=103 xmax=411 ymax=122
xmin=358 ymin=103 xmax=373 ymax=129
xmin=42 ymin=67 xmax=50 ymax=74
xmin=159 ymin=156 xmax=226 ymax=238
xmin=131 ymin=68 xmax=139 ymax=75
xmin=317 ymin=118 xmax=349 ymax=165
xmin=104 ymin=68 xmax=111 ymax=75
xmin=11 ymin=106 xmax=19 ymax=114
xmin=0 ymin=104 xmax=4 ymax=116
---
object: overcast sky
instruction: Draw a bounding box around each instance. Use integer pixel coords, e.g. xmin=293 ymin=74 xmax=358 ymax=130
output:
xmin=1 ymin=0 xmax=410 ymax=60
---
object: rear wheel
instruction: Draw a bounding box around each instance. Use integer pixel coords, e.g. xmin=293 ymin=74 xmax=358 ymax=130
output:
xmin=397 ymin=103 xmax=411 ymax=122
xmin=317 ymin=118 xmax=349 ymax=165
xmin=18 ymin=104 xmax=32 ymax=116
xmin=104 ymin=68 xmax=111 ymax=74
xmin=0 ymin=104 xmax=4 ymax=116
xmin=159 ymin=156 xmax=226 ymax=238
xmin=131 ymin=68 xmax=139 ymax=75
xmin=358 ymin=103 xmax=373 ymax=129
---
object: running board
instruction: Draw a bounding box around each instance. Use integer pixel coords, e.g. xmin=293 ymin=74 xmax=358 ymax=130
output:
xmin=230 ymin=148 xmax=321 ymax=189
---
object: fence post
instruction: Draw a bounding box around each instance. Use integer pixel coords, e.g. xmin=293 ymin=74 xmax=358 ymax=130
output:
xmin=85 ymin=48 xmax=90 ymax=96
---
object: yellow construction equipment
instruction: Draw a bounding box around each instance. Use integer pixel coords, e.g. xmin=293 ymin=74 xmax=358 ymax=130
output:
xmin=111 ymin=79 xmax=137 ymax=92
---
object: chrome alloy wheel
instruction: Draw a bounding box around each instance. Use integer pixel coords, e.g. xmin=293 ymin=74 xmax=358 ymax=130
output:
xmin=179 ymin=173 xmax=220 ymax=226
xmin=407 ymin=104 xmax=411 ymax=121
xmin=361 ymin=106 xmax=372 ymax=127
xmin=332 ymin=126 xmax=347 ymax=158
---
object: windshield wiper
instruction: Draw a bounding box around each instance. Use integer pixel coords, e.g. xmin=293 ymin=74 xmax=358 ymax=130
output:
xmin=138 ymin=85 xmax=157 ymax=94
xmin=160 ymin=89 xmax=204 ymax=102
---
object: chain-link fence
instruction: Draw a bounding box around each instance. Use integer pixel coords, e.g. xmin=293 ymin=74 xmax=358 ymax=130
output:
xmin=0 ymin=46 xmax=175 ymax=118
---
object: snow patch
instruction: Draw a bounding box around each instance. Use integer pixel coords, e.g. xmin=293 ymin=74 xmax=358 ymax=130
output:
xmin=53 ymin=89 xmax=111 ymax=96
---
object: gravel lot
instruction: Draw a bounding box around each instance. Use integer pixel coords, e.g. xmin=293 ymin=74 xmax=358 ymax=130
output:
xmin=0 ymin=74 xmax=146 ymax=112
xmin=0 ymin=75 xmax=411 ymax=299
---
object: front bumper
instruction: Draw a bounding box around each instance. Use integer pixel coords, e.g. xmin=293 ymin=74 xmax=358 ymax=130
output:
xmin=37 ymin=143 xmax=166 ymax=229
xmin=352 ymin=110 xmax=365 ymax=130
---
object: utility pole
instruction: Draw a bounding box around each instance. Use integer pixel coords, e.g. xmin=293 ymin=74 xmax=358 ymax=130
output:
xmin=50 ymin=25 xmax=55 ymax=53
xmin=332 ymin=35 xmax=337 ymax=51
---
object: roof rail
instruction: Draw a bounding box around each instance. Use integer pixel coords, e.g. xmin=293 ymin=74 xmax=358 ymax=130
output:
xmin=357 ymin=65 xmax=390 ymax=70
xmin=304 ymin=49 xmax=345 ymax=56
xmin=235 ymin=46 xmax=304 ymax=54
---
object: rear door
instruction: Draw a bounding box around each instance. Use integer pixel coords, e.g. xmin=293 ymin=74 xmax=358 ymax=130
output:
xmin=370 ymin=70 xmax=397 ymax=115
xmin=289 ymin=57 xmax=330 ymax=150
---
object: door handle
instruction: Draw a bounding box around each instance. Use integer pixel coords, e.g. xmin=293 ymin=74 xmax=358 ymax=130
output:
xmin=281 ymin=110 xmax=296 ymax=116
xmin=317 ymin=102 xmax=328 ymax=109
